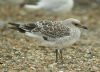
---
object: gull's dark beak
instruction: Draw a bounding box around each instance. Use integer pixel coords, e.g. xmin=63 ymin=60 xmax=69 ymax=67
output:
xmin=81 ymin=25 xmax=88 ymax=30
xmin=73 ymin=22 xmax=88 ymax=30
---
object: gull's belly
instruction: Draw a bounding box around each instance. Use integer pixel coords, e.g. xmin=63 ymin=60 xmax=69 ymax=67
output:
xmin=40 ymin=35 xmax=80 ymax=48
xmin=42 ymin=28 xmax=81 ymax=48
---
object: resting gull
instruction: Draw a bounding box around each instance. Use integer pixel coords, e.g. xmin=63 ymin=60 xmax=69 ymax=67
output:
xmin=22 ymin=0 xmax=74 ymax=13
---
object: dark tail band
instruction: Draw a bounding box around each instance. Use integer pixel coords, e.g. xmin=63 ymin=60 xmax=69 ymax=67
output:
xmin=8 ymin=22 xmax=25 ymax=33
xmin=8 ymin=22 xmax=20 ymax=27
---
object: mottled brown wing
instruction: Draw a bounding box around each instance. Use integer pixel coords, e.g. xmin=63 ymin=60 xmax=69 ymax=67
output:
xmin=20 ymin=21 xmax=70 ymax=38
xmin=40 ymin=21 xmax=71 ymax=38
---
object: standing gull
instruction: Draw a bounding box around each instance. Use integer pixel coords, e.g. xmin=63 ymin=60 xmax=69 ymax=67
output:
xmin=22 ymin=0 xmax=74 ymax=13
xmin=9 ymin=18 xmax=87 ymax=62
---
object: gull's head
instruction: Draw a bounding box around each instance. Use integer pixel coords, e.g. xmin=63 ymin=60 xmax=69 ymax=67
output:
xmin=64 ymin=18 xmax=88 ymax=29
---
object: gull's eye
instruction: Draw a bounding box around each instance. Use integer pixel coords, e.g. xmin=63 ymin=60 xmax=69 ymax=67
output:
xmin=73 ymin=23 xmax=79 ymax=26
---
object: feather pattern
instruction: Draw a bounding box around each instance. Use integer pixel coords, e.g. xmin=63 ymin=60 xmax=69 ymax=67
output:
xmin=10 ymin=20 xmax=71 ymax=39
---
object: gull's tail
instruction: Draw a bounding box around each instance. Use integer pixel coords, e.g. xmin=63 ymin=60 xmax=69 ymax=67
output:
xmin=8 ymin=22 xmax=25 ymax=33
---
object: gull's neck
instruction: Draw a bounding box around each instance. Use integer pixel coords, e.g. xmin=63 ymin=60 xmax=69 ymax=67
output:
xmin=70 ymin=26 xmax=81 ymax=43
